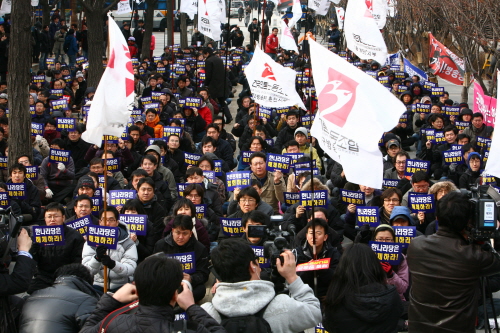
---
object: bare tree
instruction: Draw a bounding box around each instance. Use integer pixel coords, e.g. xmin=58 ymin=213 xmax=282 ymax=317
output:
xmin=8 ymin=0 xmax=33 ymax=165
xmin=78 ymin=0 xmax=120 ymax=87
xmin=39 ymin=0 xmax=56 ymax=27
xmin=141 ymin=0 xmax=158 ymax=59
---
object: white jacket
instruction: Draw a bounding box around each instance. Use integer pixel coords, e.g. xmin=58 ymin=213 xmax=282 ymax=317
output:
xmin=82 ymin=222 xmax=138 ymax=290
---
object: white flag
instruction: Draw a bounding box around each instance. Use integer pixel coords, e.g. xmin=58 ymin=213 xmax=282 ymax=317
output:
xmin=309 ymin=39 xmax=405 ymax=188
xmin=308 ymin=0 xmax=330 ymax=16
xmin=245 ymin=47 xmax=306 ymax=109
xmin=484 ymin=70 xmax=500 ymax=178
xmin=280 ymin=20 xmax=298 ymax=53
xmin=115 ymin=0 xmax=132 ymax=15
xmin=180 ymin=0 xmax=198 ymax=20
xmin=0 ymin=0 xmax=11 ymax=15
xmin=372 ymin=0 xmax=387 ymax=29
xmin=31 ymin=0 xmax=39 ymax=6
xmin=198 ymin=0 xmax=222 ymax=41
xmin=288 ymin=0 xmax=303 ymax=30
xmin=335 ymin=7 xmax=344 ymax=30
xmin=218 ymin=0 xmax=226 ymax=24
xmin=344 ymin=0 xmax=387 ymax=64
xmin=81 ymin=15 xmax=134 ymax=147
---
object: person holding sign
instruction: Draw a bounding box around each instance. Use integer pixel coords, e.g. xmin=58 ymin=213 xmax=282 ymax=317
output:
xmin=407 ymin=192 xmax=500 ymax=332
xmin=424 ymin=181 xmax=459 ymax=235
xmin=162 ymin=198 xmax=211 ymax=251
xmin=463 ymin=112 xmax=493 ymax=145
xmin=7 ymin=163 xmax=41 ymax=223
xmin=280 ymin=127 xmax=322 ymax=172
xmin=153 ymin=215 xmax=209 ymax=302
xmin=136 ymin=177 xmax=167 ymax=244
xmin=249 ymin=152 xmax=286 ymax=215
xmin=144 ymin=109 xmax=164 ymax=139
xmin=64 ymin=194 xmax=98 ymax=225
xmin=228 ymin=183 xmax=274 ymax=217
xmin=323 ymin=243 xmax=403 ymax=333
xmin=401 ymin=171 xmax=432 ymax=208
xmin=294 ymin=219 xmax=341 ymax=299
xmin=121 ymin=199 xmax=155 ymax=263
xmin=419 ymin=124 xmax=457 ymax=180
xmin=186 ymin=168 xmax=224 ymax=218
xmin=82 ymin=206 xmax=138 ymax=293
xmin=29 ymin=203 xmax=85 ymax=294
xmin=139 ymin=155 xmax=173 ymax=210
xmin=40 ymin=138 xmax=75 ymax=203
xmin=384 ymin=151 xmax=410 ymax=181
xmin=459 ymin=152 xmax=482 ymax=190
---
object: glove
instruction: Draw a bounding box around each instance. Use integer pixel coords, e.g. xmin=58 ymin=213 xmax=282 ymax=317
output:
xmin=57 ymin=162 xmax=66 ymax=171
xmin=94 ymin=245 xmax=108 ymax=262
xmin=101 ymin=255 xmax=116 ymax=269
xmin=45 ymin=188 xmax=53 ymax=199
xmin=35 ymin=135 xmax=42 ymax=143
xmin=380 ymin=262 xmax=394 ymax=277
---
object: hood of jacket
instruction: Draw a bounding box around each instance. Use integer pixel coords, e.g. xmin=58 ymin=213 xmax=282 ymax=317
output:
xmin=53 ymin=275 xmax=100 ymax=299
xmin=117 ymin=221 xmax=130 ymax=243
xmin=389 ymin=206 xmax=412 ymax=224
xmin=164 ymin=233 xmax=196 ymax=251
xmin=145 ymin=114 xmax=160 ymax=127
xmin=211 ymin=280 xmax=276 ymax=317
xmin=467 ymin=152 xmax=482 ymax=171
xmin=345 ymin=283 xmax=399 ymax=323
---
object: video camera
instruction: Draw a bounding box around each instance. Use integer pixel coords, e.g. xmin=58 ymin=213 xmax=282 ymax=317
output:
xmin=0 ymin=207 xmax=25 ymax=264
xmin=465 ymin=185 xmax=500 ymax=241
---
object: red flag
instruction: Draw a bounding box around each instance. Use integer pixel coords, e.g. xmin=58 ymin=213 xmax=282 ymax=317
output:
xmin=428 ymin=33 xmax=465 ymax=85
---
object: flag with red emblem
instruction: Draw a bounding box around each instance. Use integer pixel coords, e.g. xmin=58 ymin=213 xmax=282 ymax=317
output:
xmin=244 ymin=47 xmax=305 ymax=109
xmin=82 ymin=14 xmax=134 ymax=146
xmin=309 ymin=38 xmax=405 ymax=188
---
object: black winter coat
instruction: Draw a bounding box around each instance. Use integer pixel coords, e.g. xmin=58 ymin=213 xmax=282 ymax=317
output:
xmin=19 ymin=275 xmax=99 ymax=333
xmin=323 ymin=283 xmax=402 ymax=333
xmin=10 ymin=178 xmax=41 ymax=222
xmin=39 ymin=30 xmax=51 ymax=53
xmin=0 ymin=255 xmax=36 ymax=297
xmin=204 ymin=54 xmax=226 ymax=99
xmin=141 ymin=196 xmax=167 ymax=244
xmin=274 ymin=124 xmax=299 ymax=149
xmin=80 ymin=294 xmax=226 ymax=333
xmin=213 ymin=137 xmax=235 ymax=170
xmin=65 ymin=138 xmax=91 ymax=172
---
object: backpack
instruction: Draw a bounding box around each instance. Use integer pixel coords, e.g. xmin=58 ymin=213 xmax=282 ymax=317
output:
xmin=63 ymin=38 xmax=70 ymax=53
xmin=219 ymin=303 xmax=272 ymax=333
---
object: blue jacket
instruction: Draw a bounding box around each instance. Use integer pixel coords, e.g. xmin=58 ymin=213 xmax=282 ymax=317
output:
xmin=64 ymin=35 xmax=78 ymax=55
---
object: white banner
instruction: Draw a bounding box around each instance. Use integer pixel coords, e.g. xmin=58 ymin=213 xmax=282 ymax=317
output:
xmin=198 ymin=0 xmax=222 ymax=41
xmin=81 ymin=15 xmax=134 ymax=147
xmin=180 ymin=0 xmax=198 ymax=20
xmin=0 ymin=0 xmax=11 ymax=15
xmin=280 ymin=20 xmax=298 ymax=53
xmin=218 ymin=0 xmax=226 ymax=24
xmin=116 ymin=0 xmax=132 ymax=15
xmin=335 ymin=7 xmax=344 ymax=30
xmin=344 ymin=0 xmax=387 ymax=64
xmin=372 ymin=0 xmax=387 ymax=29
xmin=245 ymin=47 xmax=306 ymax=109
xmin=288 ymin=0 xmax=303 ymax=29
xmin=308 ymin=0 xmax=330 ymax=16
xmin=485 ymin=71 xmax=500 ymax=177
xmin=309 ymin=39 xmax=405 ymax=188
xmin=31 ymin=0 xmax=39 ymax=6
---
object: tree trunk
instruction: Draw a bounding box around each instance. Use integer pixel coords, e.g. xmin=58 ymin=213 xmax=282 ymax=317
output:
xmin=71 ymin=0 xmax=78 ymax=26
xmin=85 ymin=6 xmax=106 ymax=88
xmin=40 ymin=0 xmax=54 ymax=27
xmin=141 ymin=0 xmax=157 ymax=59
xmin=8 ymin=0 xmax=33 ymax=166
xmin=166 ymin=0 xmax=173 ymax=46
xmin=180 ymin=13 xmax=187 ymax=48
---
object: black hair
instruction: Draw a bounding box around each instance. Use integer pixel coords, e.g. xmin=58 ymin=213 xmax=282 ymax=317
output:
xmin=380 ymin=188 xmax=402 ymax=202
xmin=461 ymin=143 xmax=476 ymax=156
xmin=152 ymin=140 xmax=167 ymax=150
xmin=169 ymin=119 xmax=183 ymax=127
xmin=201 ymin=136 xmax=216 ymax=147
xmin=436 ymin=191 xmax=471 ymax=233
xmin=128 ymin=125 xmax=140 ymax=133
xmin=250 ymin=179 xmax=262 ymax=189
xmin=305 ymin=218 xmax=328 ymax=234
xmin=443 ymin=125 xmax=458 ymax=135
xmin=236 ymin=186 xmax=261 ymax=205
xmin=213 ymin=115 xmax=224 ymax=124
xmin=74 ymin=194 xmax=93 ymax=208
xmin=141 ymin=154 xmax=158 ymax=166
xmin=284 ymin=140 xmax=300 ymax=149
xmin=131 ymin=169 xmax=148 ymax=179
xmin=183 ymin=183 xmax=205 ymax=198
xmin=134 ymin=256 xmax=183 ymax=307
xmin=89 ymin=157 xmax=104 ymax=167
xmin=99 ymin=206 xmax=119 ymax=221
xmin=457 ymin=133 xmax=471 ymax=143
xmin=249 ymin=151 xmax=266 ymax=164
xmin=172 ymin=214 xmax=193 ymax=230
xmin=137 ymin=177 xmax=156 ymax=190
xmin=122 ymin=199 xmax=147 ymax=215
xmin=206 ymin=123 xmax=220 ymax=133
xmin=211 ymin=238 xmax=257 ymax=283
xmin=17 ymin=155 xmax=32 ymax=164
xmin=186 ymin=167 xmax=203 ymax=178
xmin=172 ymin=197 xmax=196 ymax=218
xmin=45 ymin=202 xmax=65 ymax=217
xmin=411 ymin=170 xmax=431 ymax=184
xmin=242 ymin=210 xmax=270 ymax=228
xmin=9 ymin=163 xmax=26 ymax=176
xmin=324 ymin=243 xmax=386 ymax=311
xmin=51 ymin=138 xmax=66 ymax=149
xmin=197 ymin=155 xmax=214 ymax=170
xmin=306 ymin=207 xmax=328 ymax=220
xmin=55 ymin=263 xmax=94 ymax=285
xmin=472 ymin=112 xmax=484 ymax=120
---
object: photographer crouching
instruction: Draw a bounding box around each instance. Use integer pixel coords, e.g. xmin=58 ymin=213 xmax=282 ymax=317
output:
xmin=0 ymin=228 xmax=35 ymax=331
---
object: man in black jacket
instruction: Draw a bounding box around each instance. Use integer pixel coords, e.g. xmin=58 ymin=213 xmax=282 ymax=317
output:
xmin=19 ymin=263 xmax=100 ymax=333
xmin=204 ymin=124 xmax=235 ymax=170
xmin=248 ymin=18 xmax=261 ymax=46
xmin=80 ymin=256 xmax=225 ymax=333
xmin=202 ymin=47 xmax=233 ymax=123
xmin=66 ymin=123 xmax=91 ymax=176
xmin=8 ymin=163 xmax=41 ymax=223
xmin=274 ymin=110 xmax=300 ymax=148
xmin=29 ymin=203 xmax=85 ymax=294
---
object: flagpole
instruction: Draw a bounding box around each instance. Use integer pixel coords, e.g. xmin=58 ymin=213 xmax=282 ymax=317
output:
xmin=259 ymin=0 xmax=266 ymax=51
xmin=310 ymin=140 xmax=317 ymax=296
xmin=103 ymin=139 xmax=109 ymax=294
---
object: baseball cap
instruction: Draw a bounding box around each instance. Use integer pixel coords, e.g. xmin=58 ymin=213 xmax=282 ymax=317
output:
xmin=134 ymin=115 xmax=145 ymax=124
xmin=76 ymin=71 xmax=84 ymax=78
xmin=386 ymin=139 xmax=400 ymax=148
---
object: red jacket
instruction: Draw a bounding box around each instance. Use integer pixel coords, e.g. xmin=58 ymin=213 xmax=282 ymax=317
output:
xmin=265 ymin=34 xmax=278 ymax=54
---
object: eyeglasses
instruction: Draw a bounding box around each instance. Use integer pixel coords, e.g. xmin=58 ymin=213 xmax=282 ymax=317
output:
xmin=414 ymin=185 xmax=429 ymax=190
xmin=383 ymin=198 xmax=400 ymax=203
xmin=240 ymin=198 xmax=256 ymax=204
xmin=46 ymin=214 xmax=62 ymax=220
xmin=101 ymin=218 xmax=116 ymax=223
xmin=395 ymin=161 xmax=406 ymax=165
xmin=375 ymin=238 xmax=394 ymax=242
xmin=186 ymin=194 xmax=201 ymax=199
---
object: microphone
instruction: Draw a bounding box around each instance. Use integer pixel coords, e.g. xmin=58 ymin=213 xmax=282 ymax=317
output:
xmin=287 ymin=224 xmax=296 ymax=235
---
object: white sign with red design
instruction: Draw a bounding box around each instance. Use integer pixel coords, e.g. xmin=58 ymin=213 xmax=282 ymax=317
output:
xmin=335 ymin=7 xmax=345 ymax=30
xmin=280 ymin=20 xmax=298 ymax=53
xmin=484 ymin=71 xmax=500 ymax=178
xmin=197 ymin=0 xmax=222 ymax=41
xmin=245 ymin=47 xmax=306 ymax=109
xmin=309 ymin=38 xmax=405 ymax=189
xmin=473 ymin=80 xmax=496 ymax=127
xmin=344 ymin=0 xmax=387 ymax=63
xmin=82 ymin=14 xmax=134 ymax=147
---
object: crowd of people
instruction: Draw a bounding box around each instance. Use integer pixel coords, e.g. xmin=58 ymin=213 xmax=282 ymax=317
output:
xmin=0 ymin=6 xmax=500 ymax=333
